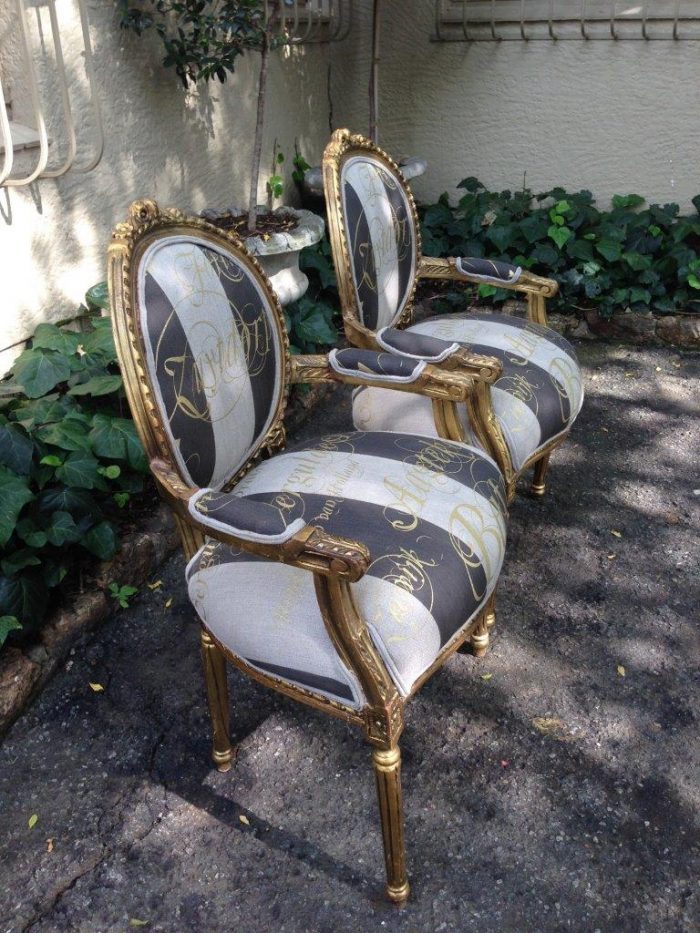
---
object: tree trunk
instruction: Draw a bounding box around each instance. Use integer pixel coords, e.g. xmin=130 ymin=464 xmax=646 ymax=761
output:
xmin=248 ymin=29 xmax=271 ymax=233
xmin=369 ymin=0 xmax=380 ymax=144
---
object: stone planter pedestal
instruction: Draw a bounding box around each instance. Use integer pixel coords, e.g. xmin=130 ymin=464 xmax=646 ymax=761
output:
xmin=203 ymin=207 xmax=325 ymax=306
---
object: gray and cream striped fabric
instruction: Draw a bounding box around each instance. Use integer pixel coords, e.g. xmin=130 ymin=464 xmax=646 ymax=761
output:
xmin=138 ymin=236 xmax=282 ymax=490
xmin=353 ymin=313 xmax=584 ymax=471
xmin=186 ymin=431 xmax=507 ymax=708
xmin=340 ymin=155 xmax=416 ymax=331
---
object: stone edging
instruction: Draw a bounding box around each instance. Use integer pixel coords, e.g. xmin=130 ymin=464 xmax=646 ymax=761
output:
xmin=0 ymin=504 xmax=179 ymax=738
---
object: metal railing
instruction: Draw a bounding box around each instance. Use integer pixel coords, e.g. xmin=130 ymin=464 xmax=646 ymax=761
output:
xmin=1 ymin=0 xmax=104 ymax=187
xmin=433 ymin=0 xmax=700 ymax=41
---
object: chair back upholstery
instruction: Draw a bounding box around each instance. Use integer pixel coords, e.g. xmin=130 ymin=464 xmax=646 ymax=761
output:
xmin=324 ymin=130 xmax=420 ymax=337
xmin=108 ymin=201 xmax=288 ymax=492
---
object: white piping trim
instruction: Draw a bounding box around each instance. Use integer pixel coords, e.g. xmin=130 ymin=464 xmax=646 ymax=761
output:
xmin=376 ymin=327 xmax=460 ymax=363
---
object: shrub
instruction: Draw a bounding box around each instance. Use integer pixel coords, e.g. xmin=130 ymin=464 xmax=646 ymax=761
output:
xmin=419 ymin=180 xmax=700 ymax=319
xmin=285 ymin=237 xmax=341 ymax=354
xmin=0 ymin=305 xmax=149 ymax=638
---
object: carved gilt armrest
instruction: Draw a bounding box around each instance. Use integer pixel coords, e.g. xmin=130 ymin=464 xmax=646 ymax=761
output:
xmin=418 ymin=256 xmax=558 ymax=325
xmin=150 ymin=458 xmax=370 ymax=582
xmin=375 ymin=326 xmax=502 ymax=384
xmin=290 ymin=347 xmax=478 ymax=403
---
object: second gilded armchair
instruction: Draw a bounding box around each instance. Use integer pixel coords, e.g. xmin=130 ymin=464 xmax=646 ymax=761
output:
xmin=323 ymin=129 xmax=584 ymax=502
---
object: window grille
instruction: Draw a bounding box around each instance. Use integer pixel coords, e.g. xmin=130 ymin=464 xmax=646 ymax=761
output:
xmin=433 ymin=1 xmax=700 ymax=41
xmin=268 ymin=0 xmax=353 ymax=42
xmin=0 ymin=0 xmax=103 ymax=188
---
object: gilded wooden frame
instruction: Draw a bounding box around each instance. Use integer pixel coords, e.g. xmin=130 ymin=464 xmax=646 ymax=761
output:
xmin=322 ymin=128 xmax=574 ymax=501
xmin=108 ymin=199 xmax=501 ymax=904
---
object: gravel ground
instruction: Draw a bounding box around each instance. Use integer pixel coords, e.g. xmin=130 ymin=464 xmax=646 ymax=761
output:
xmin=1 ymin=342 xmax=698 ymax=933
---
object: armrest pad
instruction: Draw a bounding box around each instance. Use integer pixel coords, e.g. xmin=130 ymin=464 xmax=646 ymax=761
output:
xmin=455 ymin=257 xmax=522 ymax=286
xmin=376 ymin=327 xmax=460 ymax=362
xmin=189 ymin=489 xmax=306 ymax=545
xmin=328 ymin=348 xmax=426 ymax=383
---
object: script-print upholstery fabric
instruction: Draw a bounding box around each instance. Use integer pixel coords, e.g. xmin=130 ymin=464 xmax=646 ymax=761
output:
xmin=341 ymin=155 xmax=416 ymax=331
xmin=354 ymin=313 xmax=584 ymax=471
xmin=186 ymin=431 xmax=507 ymax=709
xmin=138 ymin=236 xmax=282 ymax=490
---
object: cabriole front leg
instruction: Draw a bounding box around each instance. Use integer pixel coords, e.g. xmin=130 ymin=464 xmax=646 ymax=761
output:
xmin=200 ymin=630 xmax=234 ymax=772
xmin=372 ymin=745 xmax=410 ymax=904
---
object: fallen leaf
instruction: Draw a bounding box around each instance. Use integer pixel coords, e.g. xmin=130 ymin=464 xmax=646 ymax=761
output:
xmin=671 ymin=361 xmax=682 ymax=369
xmin=129 ymin=921 xmax=149 ymax=928
xmin=89 ymin=682 xmax=104 ymax=693
xmin=164 ymin=598 xmax=173 ymax=609
xmin=624 ymin=371 xmax=635 ymax=377
xmin=28 ymin=814 xmax=38 ymax=829
xmin=607 ymin=553 xmax=616 ymax=560
xmin=655 ymin=366 xmax=662 ymax=372
xmin=665 ymin=511 xmax=681 ymax=525
xmin=146 ymin=580 xmax=163 ymax=591
xmin=610 ymin=529 xmax=622 ymax=538
xmin=601 ymin=427 xmax=609 ymax=433
xmin=46 ymin=838 xmax=54 ymax=853
xmin=239 ymin=814 xmax=250 ymax=826
xmin=532 ymin=717 xmax=565 ymax=736
xmin=617 ymin=665 xmax=626 ymax=677
xmin=480 ymin=673 xmax=493 ymax=681
xmin=500 ymin=760 xmax=509 ymax=769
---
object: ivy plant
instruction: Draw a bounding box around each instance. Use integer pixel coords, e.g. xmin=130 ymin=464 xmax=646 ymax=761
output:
xmin=419 ymin=180 xmax=700 ymax=319
xmin=0 ymin=308 xmax=149 ymax=638
xmin=284 ymin=236 xmax=340 ymax=354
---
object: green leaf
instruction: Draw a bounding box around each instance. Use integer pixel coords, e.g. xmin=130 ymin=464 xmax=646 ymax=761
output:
xmin=595 ymin=239 xmax=623 ymax=262
xmin=39 ymin=485 xmax=97 ymax=516
xmin=67 ymin=375 xmax=123 ymax=397
xmin=11 ymin=349 xmax=71 ymax=398
xmin=40 ymin=455 xmax=63 ymax=467
xmin=83 ymin=521 xmax=118 ymax=560
xmin=629 ymin=287 xmax=652 ymax=305
xmin=0 ymin=467 xmax=34 ymax=546
xmin=85 ymin=281 xmax=109 ymax=312
xmin=16 ymin=519 xmax=48 ymax=549
xmin=0 ymin=423 xmax=33 ymax=475
xmin=89 ymin=416 xmax=147 ymax=471
xmin=1 ymin=549 xmax=41 ymax=577
xmin=45 ymin=510 xmax=81 ymax=546
xmin=293 ymin=306 xmax=337 ymax=347
xmin=612 ymin=194 xmax=645 ymax=211
xmin=31 ymin=323 xmax=81 ymax=355
xmin=486 ymin=225 xmax=514 ymax=252
xmin=0 ymin=615 xmax=21 ymax=648
xmin=548 ymin=225 xmax=573 ymax=250
xmin=35 ymin=418 xmax=91 ymax=452
xmin=478 ymin=284 xmax=498 ymax=298
xmin=113 ymin=492 xmax=130 ymax=509
xmin=98 ymin=464 xmax=121 ymax=479
xmin=457 ymin=177 xmax=483 ymax=192
xmin=81 ymin=318 xmax=116 ymax=356
xmin=55 ymin=450 xmax=102 ymax=489
xmin=0 ymin=573 xmax=48 ymax=628
xmin=688 ymin=274 xmax=700 ymax=290
xmin=623 ymin=252 xmax=652 ymax=271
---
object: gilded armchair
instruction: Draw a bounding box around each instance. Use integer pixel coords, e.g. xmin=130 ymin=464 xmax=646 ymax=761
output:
xmin=323 ymin=129 xmax=584 ymax=502
xmin=108 ymin=200 xmax=509 ymax=903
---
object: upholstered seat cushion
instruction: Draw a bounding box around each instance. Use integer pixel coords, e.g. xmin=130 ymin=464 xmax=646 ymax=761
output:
xmin=353 ymin=313 xmax=584 ymax=471
xmin=186 ymin=431 xmax=507 ymax=709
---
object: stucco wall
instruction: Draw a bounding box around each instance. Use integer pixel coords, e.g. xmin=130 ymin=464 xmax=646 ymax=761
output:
xmin=0 ymin=1 xmax=331 ymax=370
xmin=331 ymin=1 xmax=700 ymax=213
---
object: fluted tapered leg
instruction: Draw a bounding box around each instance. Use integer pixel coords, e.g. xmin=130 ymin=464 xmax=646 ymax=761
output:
xmin=530 ymin=452 xmax=551 ymax=497
xmin=372 ymin=746 xmax=410 ymax=904
xmin=200 ymin=630 xmax=233 ymax=772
